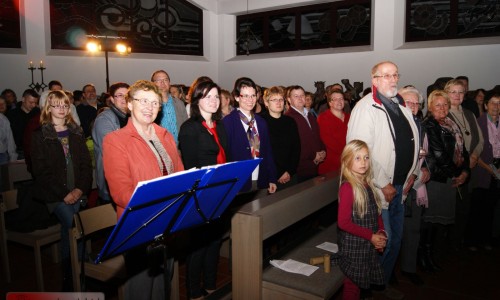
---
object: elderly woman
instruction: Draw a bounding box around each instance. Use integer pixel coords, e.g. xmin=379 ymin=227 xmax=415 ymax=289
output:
xmin=223 ymin=77 xmax=277 ymax=196
xmin=445 ymin=79 xmax=483 ymax=251
xmin=103 ymin=79 xmax=184 ymax=218
xmin=421 ymin=90 xmax=470 ymax=270
xmin=103 ymin=80 xmax=184 ymax=300
xmin=179 ymin=80 xmax=228 ymax=300
xmin=260 ymin=86 xmax=300 ymax=190
xmin=31 ymin=90 xmax=92 ymax=290
xmin=468 ymin=92 xmax=500 ymax=250
xmin=398 ymin=86 xmax=431 ymax=282
xmin=317 ymin=89 xmax=350 ymax=175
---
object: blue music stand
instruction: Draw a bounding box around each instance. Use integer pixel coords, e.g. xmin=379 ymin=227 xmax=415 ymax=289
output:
xmin=95 ymin=158 xmax=261 ymax=264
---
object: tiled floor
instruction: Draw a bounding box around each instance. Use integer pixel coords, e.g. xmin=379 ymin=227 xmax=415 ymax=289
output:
xmin=1 ymin=240 xmax=499 ymax=299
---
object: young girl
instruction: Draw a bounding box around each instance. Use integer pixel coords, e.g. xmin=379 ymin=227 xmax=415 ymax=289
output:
xmin=338 ymin=140 xmax=387 ymax=299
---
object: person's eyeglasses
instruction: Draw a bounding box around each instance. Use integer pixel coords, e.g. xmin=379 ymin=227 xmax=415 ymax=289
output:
xmin=405 ymin=101 xmax=420 ymax=107
xmin=133 ymin=98 xmax=160 ymax=107
xmin=269 ymin=98 xmax=284 ymax=103
xmin=114 ymin=94 xmax=126 ymax=99
xmin=50 ymin=105 xmax=69 ymax=110
xmin=373 ymin=73 xmax=401 ymax=80
xmin=448 ymin=90 xmax=464 ymax=95
xmin=153 ymin=78 xmax=170 ymax=84
xmin=239 ymin=94 xmax=257 ymax=100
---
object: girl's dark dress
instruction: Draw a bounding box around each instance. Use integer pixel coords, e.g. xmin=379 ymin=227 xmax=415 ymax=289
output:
xmin=338 ymin=182 xmax=384 ymax=289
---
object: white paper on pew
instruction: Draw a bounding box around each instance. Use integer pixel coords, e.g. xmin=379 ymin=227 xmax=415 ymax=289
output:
xmin=270 ymin=259 xmax=318 ymax=276
xmin=316 ymin=242 xmax=339 ymax=253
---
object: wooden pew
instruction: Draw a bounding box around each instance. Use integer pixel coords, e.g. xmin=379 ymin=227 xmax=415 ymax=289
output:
xmin=232 ymin=171 xmax=343 ymax=299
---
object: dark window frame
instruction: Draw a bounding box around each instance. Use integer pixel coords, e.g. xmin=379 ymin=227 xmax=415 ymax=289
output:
xmin=49 ymin=0 xmax=203 ymax=56
xmin=405 ymin=0 xmax=500 ymax=42
xmin=0 ymin=0 xmax=22 ymax=49
xmin=236 ymin=0 xmax=372 ymax=56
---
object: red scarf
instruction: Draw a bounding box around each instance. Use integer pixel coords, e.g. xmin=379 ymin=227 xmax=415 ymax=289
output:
xmin=202 ymin=121 xmax=227 ymax=164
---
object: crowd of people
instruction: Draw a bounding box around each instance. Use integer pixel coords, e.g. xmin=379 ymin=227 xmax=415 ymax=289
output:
xmin=1 ymin=62 xmax=499 ymax=300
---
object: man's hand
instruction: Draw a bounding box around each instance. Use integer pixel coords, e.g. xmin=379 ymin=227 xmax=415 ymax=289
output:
xmin=403 ymin=175 xmax=417 ymax=195
xmin=268 ymin=183 xmax=277 ymax=194
xmin=278 ymin=172 xmax=291 ymax=184
xmin=314 ymin=151 xmax=326 ymax=165
xmin=470 ymin=155 xmax=478 ymax=169
xmin=420 ymin=167 xmax=430 ymax=184
xmin=381 ymin=183 xmax=397 ymax=202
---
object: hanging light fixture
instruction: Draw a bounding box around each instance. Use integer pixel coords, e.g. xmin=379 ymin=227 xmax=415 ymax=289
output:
xmin=236 ymin=0 xmax=262 ymax=55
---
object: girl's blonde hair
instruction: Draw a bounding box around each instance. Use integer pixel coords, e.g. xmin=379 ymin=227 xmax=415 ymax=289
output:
xmin=340 ymin=140 xmax=382 ymax=217
xmin=40 ymin=90 xmax=76 ymax=126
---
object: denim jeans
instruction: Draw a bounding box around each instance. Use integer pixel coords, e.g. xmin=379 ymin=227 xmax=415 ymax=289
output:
xmin=53 ymin=201 xmax=81 ymax=261
xmin=380 ymin=185 xmax=404 ymax=284
xmin=0 ymin=152 xmax=9 ymax=164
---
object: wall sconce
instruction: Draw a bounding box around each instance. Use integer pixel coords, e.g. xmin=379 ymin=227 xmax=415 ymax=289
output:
xmin=85 ymin=35 xmax=131 ymax=91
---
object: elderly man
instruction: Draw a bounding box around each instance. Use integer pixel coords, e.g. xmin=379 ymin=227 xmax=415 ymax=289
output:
xmin=347 ymin=61 xmax=419 ymax=299
xmin=92 ymin=82 xmax=130 ymax=203
xmin=6 ymin=89 xmax=40 ymax=159
xmin=151 ymin=70 xmax=188 ymax=144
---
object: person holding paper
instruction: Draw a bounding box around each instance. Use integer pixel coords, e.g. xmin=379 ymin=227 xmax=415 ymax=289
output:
xmin=179 ymin=79 xmax=228 ymax=300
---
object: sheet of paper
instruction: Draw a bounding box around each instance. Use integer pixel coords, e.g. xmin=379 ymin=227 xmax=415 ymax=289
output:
xmin=316 ymin=241 xmax=339 ymax=253
xmin=270 ymin=259 xmax=318 ymax=276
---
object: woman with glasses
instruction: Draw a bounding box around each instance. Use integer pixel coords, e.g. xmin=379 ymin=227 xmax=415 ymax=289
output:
xmin=103 ymin=80 xmax=184 ymax=299
xmin=178 ymin=80 xmax=228 ymax=300
xmin=223 ymin=77 xmax=277 ymax=196
xmin=445 ymin=79 xmax=484 ymax=252
xmin=260 ymin=86 xmax=300 ymax=190
xmin=31 ymin=90 xmax=93 ymax=291
xmin=318 ymin=89 xmax=350 ymax=175
xmin=421 ymin=90 xmax=470 ymax=271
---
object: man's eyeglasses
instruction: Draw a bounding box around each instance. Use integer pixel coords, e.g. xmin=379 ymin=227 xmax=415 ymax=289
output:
xmin=373 ymin=73 xmax=401 ymax=81
xmin=114 ymin=94 xmax=126 ymax=99
xmin=269 ymin=98 xmax=284 ymax=103
xmin=447 ymin=90 xmax=464 ymax=95
xmin=50 ymin=105 xmax=69 ymax=110
xmin=240 ymin=94 xmax=257 ymax=100
xmin=153 ymin=78 xmax=170 ymax=84
xmin=133 ymin=98 xmax=160 ymax=107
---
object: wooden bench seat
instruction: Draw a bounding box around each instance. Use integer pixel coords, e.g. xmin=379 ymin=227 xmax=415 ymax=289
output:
xmin=262 ymin=223 xmax=344 ymax=299
xmin=232 ymin=171 xmax=342 ymax=300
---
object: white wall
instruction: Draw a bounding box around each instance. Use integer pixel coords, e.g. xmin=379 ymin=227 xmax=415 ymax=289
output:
xmin=0 ymin=0 xmax=499 ymax=98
